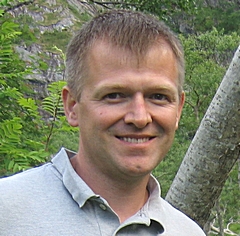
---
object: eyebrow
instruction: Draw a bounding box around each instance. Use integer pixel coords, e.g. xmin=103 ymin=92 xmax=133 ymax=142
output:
xmin=93 ymin=84 xmax=129 ymax=97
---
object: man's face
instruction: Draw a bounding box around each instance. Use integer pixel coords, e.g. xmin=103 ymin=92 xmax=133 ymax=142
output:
xmin=65 ymin=40 xmax=184 ymax=180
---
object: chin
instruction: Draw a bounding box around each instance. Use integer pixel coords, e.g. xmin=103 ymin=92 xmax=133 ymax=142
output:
xmin=122 ymin=166 xmax=153 ymax=178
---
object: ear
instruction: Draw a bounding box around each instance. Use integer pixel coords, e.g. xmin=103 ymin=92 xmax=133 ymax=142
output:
xmin=62 ymin=86 xmax=79 ymax=127
xmin=175 ymin=91 xmax=185 ymax=130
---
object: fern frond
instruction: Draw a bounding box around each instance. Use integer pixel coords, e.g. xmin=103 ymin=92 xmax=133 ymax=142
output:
xmin=0 ymin=117 xmax=22 ymax=145
xmin=18 ymin=97 xmax=39 ymax=118
xmin=42 ymin=81 xmax=66 ymax=117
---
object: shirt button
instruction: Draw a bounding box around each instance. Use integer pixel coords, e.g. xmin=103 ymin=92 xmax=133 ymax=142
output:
xmin=99 ymin=203 xmax=107 ymax=211
xmin=139 ymin=212 xmax=146 ymax=218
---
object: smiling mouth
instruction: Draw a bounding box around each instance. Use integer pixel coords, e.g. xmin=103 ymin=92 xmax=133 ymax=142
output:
xmin=117 ymin=137 xmax=154 ymax=144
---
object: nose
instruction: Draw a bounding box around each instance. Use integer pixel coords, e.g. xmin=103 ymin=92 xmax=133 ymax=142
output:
xmin=124 ymin=93 xmax=152 ymax=128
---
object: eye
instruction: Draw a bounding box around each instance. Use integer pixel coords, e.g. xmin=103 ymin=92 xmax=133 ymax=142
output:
xmin=148 ymin=93 xmax=171 ymax=105
xmin=105 ymin=93 xmax=122 ymax=99
xmin=150 ymin=94 xmax=168 ymax=101
xmin=103 ymin=93 xmax=126 ymax=102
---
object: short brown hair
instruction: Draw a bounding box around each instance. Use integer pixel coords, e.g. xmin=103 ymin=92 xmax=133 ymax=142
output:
xmin=66 ymin=10 xmax=185 ymax=101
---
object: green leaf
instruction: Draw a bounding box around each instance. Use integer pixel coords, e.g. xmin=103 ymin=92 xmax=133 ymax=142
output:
xmin=7 ymin=160 xmax=14 ymax=170
xmin=0 ymin=118 xmax=22 ymax=145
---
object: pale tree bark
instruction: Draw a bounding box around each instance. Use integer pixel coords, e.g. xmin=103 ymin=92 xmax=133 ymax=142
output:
xmin=238 ymin=157 xmax=240 ymax=189
xmin=165 ymin=45 xmax=240 ymax=229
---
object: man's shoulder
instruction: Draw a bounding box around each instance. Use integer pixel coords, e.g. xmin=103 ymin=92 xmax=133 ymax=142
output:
xmin=158 ymin=197 xmax=206 ymax=235
xmin=0 ymin=147 xmax=70 ymax=188
xmin=147 ymin=176 xmax=205 ymax=235
xmin=0 ymin=162 xmax=58 ymax=195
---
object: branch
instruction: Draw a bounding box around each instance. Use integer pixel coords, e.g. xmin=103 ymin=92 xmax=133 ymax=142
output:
xmin=210 ymin=224 xmax=238 ymax=236
xmin=210 ymin=218 xmax=239 ymax=236
xmin=225 ymin=221 xmax=239 ymax=236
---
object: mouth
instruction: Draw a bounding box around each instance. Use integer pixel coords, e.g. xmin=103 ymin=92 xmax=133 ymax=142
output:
xmin=116 ymin=136 xmax=155 ymax=144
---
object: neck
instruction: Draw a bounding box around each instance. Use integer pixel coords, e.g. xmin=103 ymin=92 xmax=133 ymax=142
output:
xmin=99 ymin=176 xmax=150 ymax=223
xmin=71 ymin=155 xmax=150 ymax=223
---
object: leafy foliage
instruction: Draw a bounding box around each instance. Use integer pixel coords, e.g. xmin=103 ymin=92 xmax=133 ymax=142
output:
xmin=180 ymin=28 xmax=240 ymax=139
xmin=194 ymin=0 xmax=240 ymax=34
xmin=0 ymin=4 xmax=77 ymax=176
xmin=42 ymin=81 xmax=65 ymax=117
xmin=123 ymin=0 xmax=196 ymax=19
xmin=0 ymin=5 xmax=42 ymax=175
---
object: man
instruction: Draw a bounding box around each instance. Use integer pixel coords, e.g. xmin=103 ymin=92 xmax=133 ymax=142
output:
xmin=0 ymin=10 xmax=206 ymax=235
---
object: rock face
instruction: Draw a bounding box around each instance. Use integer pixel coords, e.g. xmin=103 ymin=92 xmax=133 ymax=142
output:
xmin=8 ymin=0 xmax=96 ymax=98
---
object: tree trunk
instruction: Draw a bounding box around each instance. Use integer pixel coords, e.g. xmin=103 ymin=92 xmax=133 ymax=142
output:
xmin=165 ymin=45 xmax=240 ymax=229
xmin=238 ymin=157 xmax=240 ymax=189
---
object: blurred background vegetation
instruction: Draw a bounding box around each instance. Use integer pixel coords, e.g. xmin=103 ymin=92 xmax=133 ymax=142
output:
xmin=0 ymin=0 xmax=239 ymax=235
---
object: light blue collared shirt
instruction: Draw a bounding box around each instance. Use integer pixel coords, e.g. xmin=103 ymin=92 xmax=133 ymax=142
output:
xmin=0 ymin=148 xmax=205 ymax=235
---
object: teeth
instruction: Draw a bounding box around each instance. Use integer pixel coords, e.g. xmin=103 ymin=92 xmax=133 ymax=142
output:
xmin=121 ymin=137 xmax=150 ymax=143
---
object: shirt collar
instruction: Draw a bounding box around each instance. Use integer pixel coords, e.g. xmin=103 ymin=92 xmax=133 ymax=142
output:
xmin=51 ymin=147 xmax=98 ymax=208
xmin=118 ymin=176 xmax=165 ymax=232
xmin=145 ymin=175 xmax=165 ymax=224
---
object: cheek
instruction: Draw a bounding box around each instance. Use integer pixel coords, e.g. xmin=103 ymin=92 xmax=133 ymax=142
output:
xmin=81 ymin=110 xmax=111 ymax=133
xmin=96 ymin=107 xmax=123 ymax=124
xmin=155 ymin=109 xmax=179 ymax=131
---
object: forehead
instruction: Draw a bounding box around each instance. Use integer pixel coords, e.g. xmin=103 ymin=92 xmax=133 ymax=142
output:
xmin=82 ymin=40 xmax=179 ymax=97
xmin=86 ymin=40 xmax=178 ymax=73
